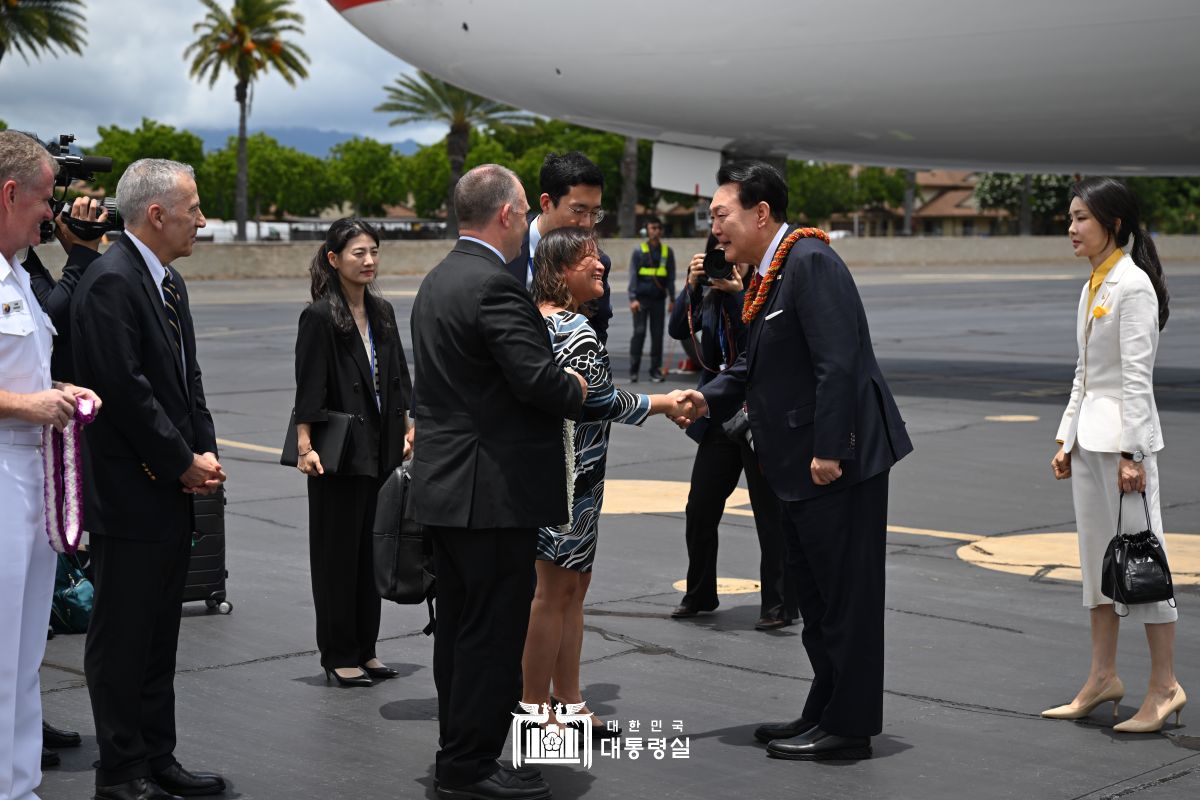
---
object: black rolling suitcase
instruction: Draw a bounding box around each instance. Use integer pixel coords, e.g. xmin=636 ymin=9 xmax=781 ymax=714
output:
xmin=185 ymin=487 xmax=232 ymax=614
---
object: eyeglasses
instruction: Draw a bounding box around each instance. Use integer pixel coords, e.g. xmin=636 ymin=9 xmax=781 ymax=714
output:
xmin=568 ymin=205 xmax=605 ymax=223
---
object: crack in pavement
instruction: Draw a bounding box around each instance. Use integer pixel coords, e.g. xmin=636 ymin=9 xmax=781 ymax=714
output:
xmin=1070 ymin=760 xmax=1200 ymax=800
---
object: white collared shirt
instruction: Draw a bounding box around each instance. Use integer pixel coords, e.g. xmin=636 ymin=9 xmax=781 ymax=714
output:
xmin=0 ymin=253 xmax=55 ymax=432
xmin=458 ymin=236 xmax=506 ymax=264
xmin=757 ymin=223 xmax=790 ymax=277
xmin=125 ymin=231 xmax=186 ymax=375
xmin=125 ymin=230 xmax=169 ymax=304
xmin=526 ymin=215 xmax=546 ymax=290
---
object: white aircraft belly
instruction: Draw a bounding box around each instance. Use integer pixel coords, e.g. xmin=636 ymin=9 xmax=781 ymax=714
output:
xmin=333 ymin=0 xmax=1200 ymax=175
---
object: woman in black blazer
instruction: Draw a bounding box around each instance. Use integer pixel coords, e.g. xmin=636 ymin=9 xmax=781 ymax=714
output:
xmin=293 ymin=218 xmax=412 ymax=686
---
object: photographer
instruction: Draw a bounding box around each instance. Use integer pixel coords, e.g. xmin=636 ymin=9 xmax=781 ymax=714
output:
xmin=666 ymin=235 xmax=795 ymax=630
xmin=24 ymin=195 xmax=108 ymax=381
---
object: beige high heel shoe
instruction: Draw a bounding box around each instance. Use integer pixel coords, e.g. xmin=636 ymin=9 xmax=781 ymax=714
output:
xmin=1042 ymin=677 xmax=1125 ymax=719
xmin=1113 ymin=685 xmax=1187 ymax=733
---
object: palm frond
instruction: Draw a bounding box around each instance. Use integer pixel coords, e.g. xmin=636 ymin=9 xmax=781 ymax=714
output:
xmin=0 ymin=0 xmax=87 ymax=65
xmin=375 ymin=70 xmax=534 ymax=130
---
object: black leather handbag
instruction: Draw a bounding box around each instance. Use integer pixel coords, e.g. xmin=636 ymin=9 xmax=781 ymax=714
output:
xmin=373 ymin=464 xmax=435 ymax=634
xmin=1100 ymin=492 xmax=1175 ymax=617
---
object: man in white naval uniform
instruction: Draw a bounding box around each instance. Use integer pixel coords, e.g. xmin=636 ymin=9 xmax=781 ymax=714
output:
xmin=0 ymin=131 xmax=101 ymax=800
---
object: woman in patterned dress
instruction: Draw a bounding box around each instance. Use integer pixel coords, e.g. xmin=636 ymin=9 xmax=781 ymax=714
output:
xmin=521 ymin=227 xmax=689 ymax=733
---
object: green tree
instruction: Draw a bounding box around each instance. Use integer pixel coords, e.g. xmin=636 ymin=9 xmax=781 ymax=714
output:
xmin=87 ymin=119 xmax=205 ymax=196
xmin=400 ymin=130 xmax=514 ymax=218
xmin=328 ymin=137 xmax=406 ymax=217
xmin=974 ymin=173 xmax=1073 ymax=234
xmin=855 ymin=167 xmax=907 ymax=209
xmin=198 ymin=133 xmax=338 ymax=221
xmin=185 ymin=0 xmax=309 ymax=241
xmin=0 ymin=0 xmax=85 ymax=67
xmin=787 ymin=161 xmax=858 ymax=223
xmin=1126 ymin=176 xmax=1200 ymax=234
xmin=375 ymin=70 xmax=533 ymax=235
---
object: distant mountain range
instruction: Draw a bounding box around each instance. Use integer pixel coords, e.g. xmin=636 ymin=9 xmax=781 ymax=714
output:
xmin=190 ymin=127 xmax=423 ymax=157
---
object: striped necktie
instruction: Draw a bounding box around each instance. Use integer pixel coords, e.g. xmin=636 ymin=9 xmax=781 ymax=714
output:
xmin=161 ymin=270 xmax=183 ymax=355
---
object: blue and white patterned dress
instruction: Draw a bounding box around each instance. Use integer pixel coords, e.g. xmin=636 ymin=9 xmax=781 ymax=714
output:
xmin=538 ymin=311 xmax=651 ymax=572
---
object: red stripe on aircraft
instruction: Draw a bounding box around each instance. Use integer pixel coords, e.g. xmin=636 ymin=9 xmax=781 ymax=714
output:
xmin=327 ymin=0 xmax=385 ymax=11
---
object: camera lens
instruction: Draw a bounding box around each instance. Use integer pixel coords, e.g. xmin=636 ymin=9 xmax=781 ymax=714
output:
xmin=702 ymin=249 xmax=734 ymax=281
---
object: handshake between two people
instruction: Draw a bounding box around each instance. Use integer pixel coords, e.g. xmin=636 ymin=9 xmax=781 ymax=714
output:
xmin=660 ymin=388 xmax=708 ymax=426
xmin=181 ymin=452 xmax=226 ymax=496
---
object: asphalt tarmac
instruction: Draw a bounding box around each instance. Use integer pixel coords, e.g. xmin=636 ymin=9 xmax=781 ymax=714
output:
xmin=39 ymin=257 xmax=1200 ymax=800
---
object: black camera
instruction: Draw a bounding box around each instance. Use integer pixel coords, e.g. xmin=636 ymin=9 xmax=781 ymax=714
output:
xmin=40 ymin=134 xmax=121 ymax=243
xmin=700 ymin=248 xmax=734 ymax=285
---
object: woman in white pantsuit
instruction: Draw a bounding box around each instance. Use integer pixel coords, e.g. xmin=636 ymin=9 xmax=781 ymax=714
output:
xmin=1043 ymin=177 xmax=1185 ymax=733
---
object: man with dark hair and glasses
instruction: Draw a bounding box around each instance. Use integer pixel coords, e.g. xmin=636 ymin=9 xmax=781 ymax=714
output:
xmin=505 ymin=151 xmax=614 ymax=342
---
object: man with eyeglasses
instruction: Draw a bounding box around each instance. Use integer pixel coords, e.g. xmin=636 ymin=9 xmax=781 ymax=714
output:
xmin=504 ymin=151 xmax=613 ymax=343
xmin=627 ymin=216 xmax=676 ymax=382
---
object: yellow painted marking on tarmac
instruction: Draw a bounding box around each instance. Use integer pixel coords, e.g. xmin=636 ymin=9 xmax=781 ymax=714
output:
xmin=601 ymin=479 xmax=750 ymax=515
xmin=900 ymin=272 xmax=1077 ymax=283
xmin=604 ymin=480 xmax=1200 ymax=588
xmin=671 ymin=578 xmax=761 ymax=595
xmin=985 ymin=415 xmax=1040 ymax=423
xmin=957 ymin=532 xmax=1200 ymax=586
xmin=888 ymin=525 xmax=984 ymax=542
xmin=215 ymin=437 xmax=283 ymax=456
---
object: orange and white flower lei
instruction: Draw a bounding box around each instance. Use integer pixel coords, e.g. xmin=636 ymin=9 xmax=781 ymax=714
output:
xmin=741 ymin=227 xmax=830 ymax=324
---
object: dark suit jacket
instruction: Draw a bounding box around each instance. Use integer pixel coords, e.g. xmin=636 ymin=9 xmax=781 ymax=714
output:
xmin=24 ymin=244 xmax=101 ymax=382
xmin=668 ymin=282 xmax=748 ymax=443
xmin=701 ymin=232 xmax=912 ymax=502
xmin=71 ymin=235 xmax=218 ymax=540
xmin=411 ymin=238 xmax=585 ymax=528
xmin=504 ymin=227 xmax=614 ymax=343
xmin=293 ymin=295 xmax=411 ymax=478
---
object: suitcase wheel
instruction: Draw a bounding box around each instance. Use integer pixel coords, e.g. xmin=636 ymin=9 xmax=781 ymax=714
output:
xmin=205 ymin=597 xmax=233 ymax=615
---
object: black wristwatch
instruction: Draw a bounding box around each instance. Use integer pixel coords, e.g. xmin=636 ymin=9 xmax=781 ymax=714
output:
xmin=1121 ymin=450 xmax=1145 ymax=463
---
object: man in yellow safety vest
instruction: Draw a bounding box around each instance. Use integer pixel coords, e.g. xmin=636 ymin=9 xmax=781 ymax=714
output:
xmin=627 ymin=216 xmax=675 ymax=382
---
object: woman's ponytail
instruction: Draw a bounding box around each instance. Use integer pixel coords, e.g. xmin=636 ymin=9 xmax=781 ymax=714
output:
xmin=1130 ymin=226 xmax=1169 ymax=331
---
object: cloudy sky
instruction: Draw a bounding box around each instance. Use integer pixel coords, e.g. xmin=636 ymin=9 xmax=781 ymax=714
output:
xmin=0 ymin=0 xmax=441 ymax=146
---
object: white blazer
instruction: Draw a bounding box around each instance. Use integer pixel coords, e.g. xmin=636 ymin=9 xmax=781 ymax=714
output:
xmin=1056 ymin=253 xmax=1163 ymax=454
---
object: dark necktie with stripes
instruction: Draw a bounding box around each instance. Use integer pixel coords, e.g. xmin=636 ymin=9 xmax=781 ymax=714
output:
xmin=161 ymin=270 xmax=183 ymax=356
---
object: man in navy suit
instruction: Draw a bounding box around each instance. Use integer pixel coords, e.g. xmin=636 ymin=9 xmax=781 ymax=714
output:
xmin=679 ymin=161 xmax=912 ymax=761
xmin=504 ymin=152 xmax=613 ymax=343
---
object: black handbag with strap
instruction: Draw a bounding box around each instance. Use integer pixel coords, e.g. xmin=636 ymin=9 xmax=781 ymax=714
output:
xmin=372 ymin=464 xmax=436 ymax=634
xmin=1100 ymin=491 xmax=1175 ymax=617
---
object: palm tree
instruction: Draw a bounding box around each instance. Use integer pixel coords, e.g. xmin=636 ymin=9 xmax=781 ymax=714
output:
xmin=376 ymin=70 xmax=533 ymax=236
xmin=185 ymin=0 xmax=308 ymax=241
xmin=0 ymin=0 xmax=86 ymax=67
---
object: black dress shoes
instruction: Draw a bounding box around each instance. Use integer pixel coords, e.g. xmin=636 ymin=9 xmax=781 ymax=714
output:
xmin=436 ymin=768 xmax=551 ymax=800
xmin=362 ymin=663 xmax=400 ymax=680
xmin=42 ymin=747 xmax=60 ymax=769
xmin=670 ymin=602 xmax=717 ymax=619
xmin=44 ymin=720 xmax=83 ymax=748
xmin=766 ymin=727 xmax=872 ymax=760
xmin=753 ymin=717 xmax=816 ymax=743
xmin=94 ymin=778 xmax=182 ymax=800
xmin=754 ymin=616 xmax=795 ymax=631
xmin=150 ymin=763 xmax=227 ymax=796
